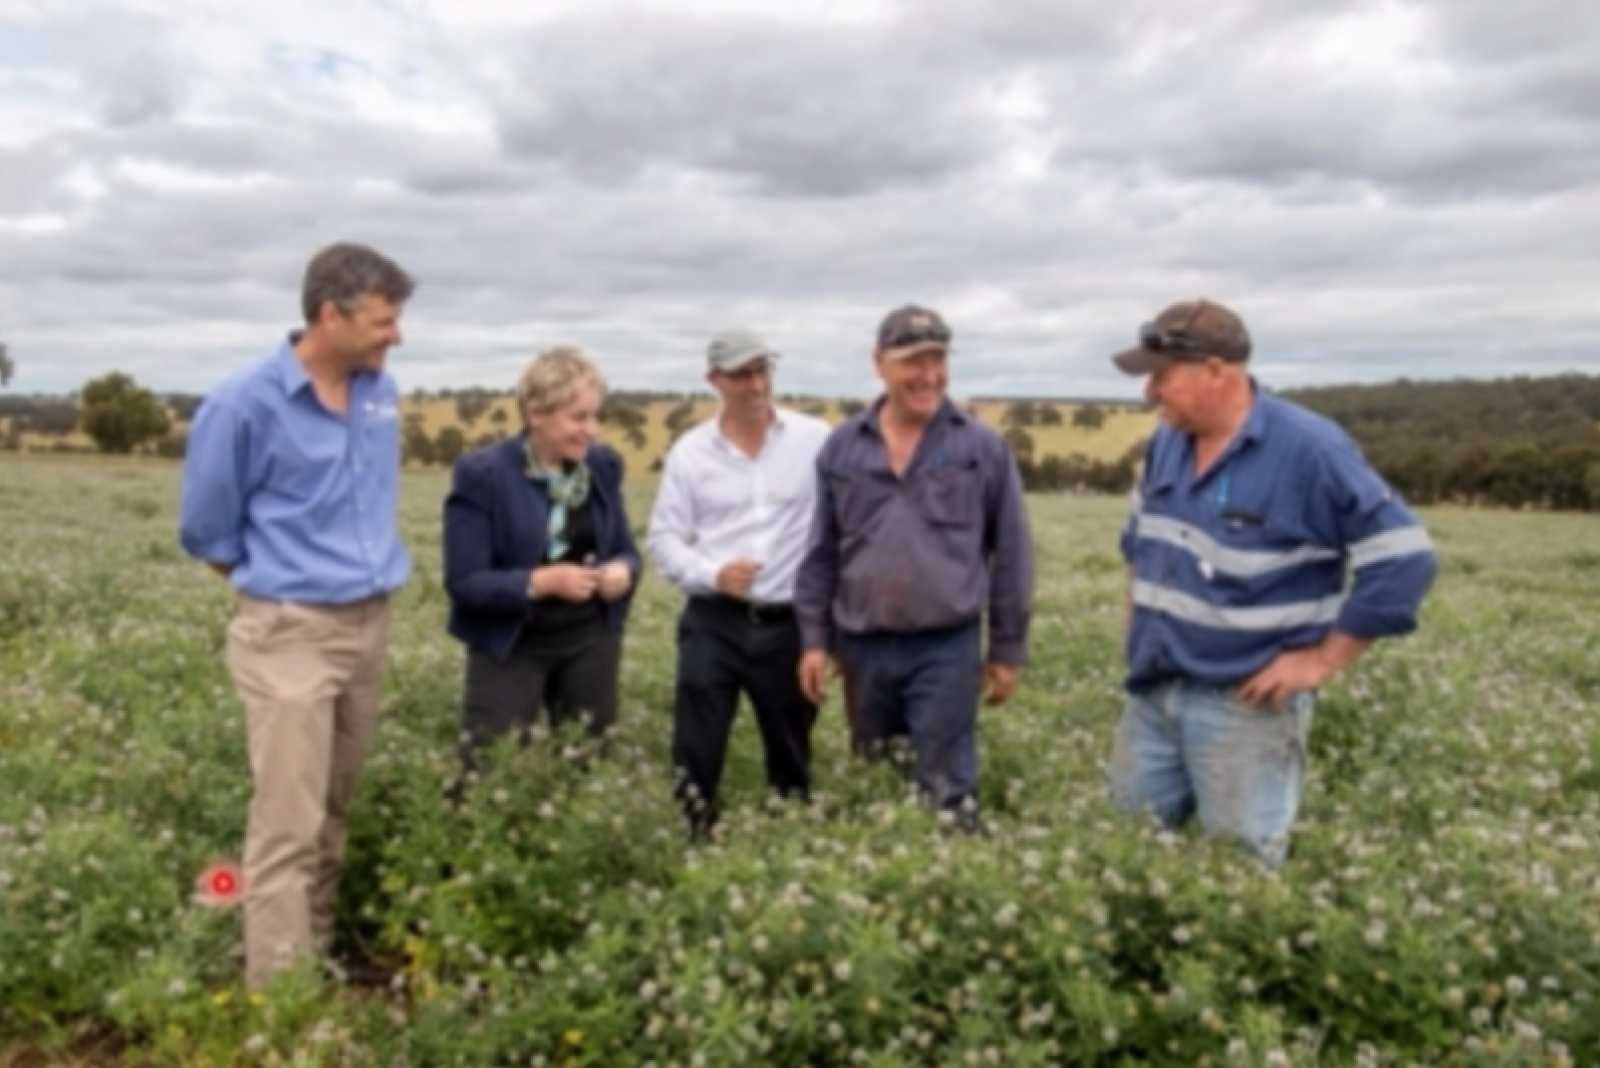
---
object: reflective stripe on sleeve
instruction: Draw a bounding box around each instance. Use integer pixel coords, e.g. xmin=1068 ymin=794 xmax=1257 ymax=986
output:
xmin=1347 ymin=525 xmax=1434 ymax=570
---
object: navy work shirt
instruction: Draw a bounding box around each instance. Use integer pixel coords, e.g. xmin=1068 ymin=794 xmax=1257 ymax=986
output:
xmin=795 ymin=397 xmax=1033 ymax=664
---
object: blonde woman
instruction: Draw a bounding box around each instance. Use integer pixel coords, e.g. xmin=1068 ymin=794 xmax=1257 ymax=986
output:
xmin=443 ymin=346 xmax=639 ymax=758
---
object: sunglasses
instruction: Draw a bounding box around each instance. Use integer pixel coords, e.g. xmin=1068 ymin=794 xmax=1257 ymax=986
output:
xmin=1138 ymin=321 xmax=1211 ymax=358
xmin=883 ymin=321 xmax=951 ymax=349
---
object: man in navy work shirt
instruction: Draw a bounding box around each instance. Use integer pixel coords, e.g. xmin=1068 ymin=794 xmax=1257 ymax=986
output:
xmin=1107 ymin=298 xmax=1437 ymax=865
xmin=795 ymin=305 xmax=1034 ymax=828
xmin=179 ymin=243 xmax=414 ymax=985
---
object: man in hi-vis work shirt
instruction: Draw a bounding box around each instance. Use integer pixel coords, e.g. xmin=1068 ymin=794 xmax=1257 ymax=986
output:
xmin=1108 ymin=298 xmax=1436 ymax=865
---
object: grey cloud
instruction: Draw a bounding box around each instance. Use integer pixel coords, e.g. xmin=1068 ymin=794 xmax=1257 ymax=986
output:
xmin=3 ymin=1 xmax=1599 ymax=400
xmin=92 ymin=46 xmax=186 ymax=128
xmin=492 ymin=11 xmax=1003 ymax=196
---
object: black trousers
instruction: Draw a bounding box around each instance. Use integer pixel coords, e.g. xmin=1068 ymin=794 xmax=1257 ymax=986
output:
xmin=671 ymin=596 xmax=818 ymax=830
xmin=460 ymin=613 xmax=620 ymax=766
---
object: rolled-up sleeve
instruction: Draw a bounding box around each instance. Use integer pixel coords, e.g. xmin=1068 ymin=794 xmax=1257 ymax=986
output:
xmin=984 ymin=444 xmax=1034 ymax=665
xmin=178 ymin=399 xmax=249 ymax=566
xmin=1319 ymin=444 xmax=1438 ymax=638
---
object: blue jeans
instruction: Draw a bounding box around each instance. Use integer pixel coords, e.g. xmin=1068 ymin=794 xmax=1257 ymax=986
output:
xmin=1107 ymin=680 xmax=1314 ymax=866
xmin=837 ymin=623 xmax=981 ymax=812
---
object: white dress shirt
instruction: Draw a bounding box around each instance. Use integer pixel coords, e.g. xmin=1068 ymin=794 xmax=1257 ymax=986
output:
xmin=647 ymin=407 xmax=832 ymax=604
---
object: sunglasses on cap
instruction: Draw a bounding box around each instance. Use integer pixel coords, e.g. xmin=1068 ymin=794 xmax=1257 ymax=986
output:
xmin=1137 ymin=321 xmax=1212 ymax=358
xmin=883 ymin=321 xmax=951 ymax=350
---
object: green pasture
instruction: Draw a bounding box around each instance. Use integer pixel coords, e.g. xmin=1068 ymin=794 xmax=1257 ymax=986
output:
xmin=1 ymin=457 xmax=1596 ymax=1066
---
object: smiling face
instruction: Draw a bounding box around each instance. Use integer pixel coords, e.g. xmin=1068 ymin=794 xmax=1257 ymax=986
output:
xmin=707 ymin=357 xmax=774 ymax=425
xmin=526 ymin=382 xmax=602 ymax=467
xmin=875 ymin=344 xmax=948 ymax=426
xmin=319 ymin=293 xmax=404 ymax=373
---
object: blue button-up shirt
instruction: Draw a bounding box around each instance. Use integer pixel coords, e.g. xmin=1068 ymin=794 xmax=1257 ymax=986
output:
xmin=1120 ymin=386 xmax=1436 ymax=691
xmin=178 ymin=335 xmax=411 ymax=603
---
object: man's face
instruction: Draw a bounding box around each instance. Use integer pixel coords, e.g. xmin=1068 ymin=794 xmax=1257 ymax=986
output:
xmin=875 ymin=346 xmax=947 ymax=424
xmin=708 ymin=358 xmax=773 ymax=421
xmin=323 ymin=293 xmax=403 ymax=372
xmin=1144 ymin=359 xmax=1216 ymax=432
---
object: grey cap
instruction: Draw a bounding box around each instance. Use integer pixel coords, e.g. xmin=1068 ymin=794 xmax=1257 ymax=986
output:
xmin=1111 ymin=299 xmax=1252 ymax=375
xmin=707 ymin=329 xmax=779 ymax=372
xmin=876 ymin=304 xmax=951 ymax=359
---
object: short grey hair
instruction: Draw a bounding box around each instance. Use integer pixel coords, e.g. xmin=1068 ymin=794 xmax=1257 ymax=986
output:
xmin=516 ymin=345 xmax=606 ymax=419
xmin=301 ymin=242 xmax=415 ymax=323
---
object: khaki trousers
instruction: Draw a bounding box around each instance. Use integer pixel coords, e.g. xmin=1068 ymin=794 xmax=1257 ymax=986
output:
xmin=225 ymin=593 xmax=390 ymax=987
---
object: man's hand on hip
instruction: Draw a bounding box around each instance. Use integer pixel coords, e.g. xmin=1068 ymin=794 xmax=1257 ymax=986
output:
xmin=1237 ymin=633 xmax=1370 ymax=709
xmin=983 ymin=662 xmax=1020 ymax=706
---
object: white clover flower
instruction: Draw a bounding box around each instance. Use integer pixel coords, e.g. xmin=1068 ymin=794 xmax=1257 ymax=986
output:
xmin=832 ymin=960 xmax=852 ymax=982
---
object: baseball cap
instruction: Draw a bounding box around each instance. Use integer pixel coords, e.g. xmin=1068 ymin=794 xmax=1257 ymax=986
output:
xmin=876 ymin=305 xmax=951 ymax=360
xmin=1111 ymin=299 xmax=1252 ymax=375
xmin=707 ymin=329 xmax=778 ymax=372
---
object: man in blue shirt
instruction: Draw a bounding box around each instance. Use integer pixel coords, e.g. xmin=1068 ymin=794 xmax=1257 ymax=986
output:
xmin=179 ymin=243 xmax=414 ymax=985
xmin=1108 ymin=299 xmax=1436 ymax=865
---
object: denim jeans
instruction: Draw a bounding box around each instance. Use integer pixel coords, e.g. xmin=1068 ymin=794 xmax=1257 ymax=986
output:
xmin=1107 ymin=679 xmax=1314 ymax=866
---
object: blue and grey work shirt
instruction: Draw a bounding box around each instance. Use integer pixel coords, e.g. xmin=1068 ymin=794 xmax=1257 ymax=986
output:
xmin=179 ymin=334 xmax=411 ymax=604
xmin=1120 ymin=386 xmax=1436 ymax=692
xmin=795 ymin=397 xmax=1033 ymax=664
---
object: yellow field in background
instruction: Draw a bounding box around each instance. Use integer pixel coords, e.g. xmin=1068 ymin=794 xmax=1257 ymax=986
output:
xmin=1 ymin=395 xmax=1155 ymax=470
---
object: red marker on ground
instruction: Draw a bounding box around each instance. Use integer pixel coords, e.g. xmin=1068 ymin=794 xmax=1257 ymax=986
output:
xmin=195 ymin=859 xmax=244 ymax=908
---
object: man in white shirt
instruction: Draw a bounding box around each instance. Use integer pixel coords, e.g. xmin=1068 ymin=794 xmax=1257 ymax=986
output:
xmin=647 ymin=329 xmax=833 ymax=836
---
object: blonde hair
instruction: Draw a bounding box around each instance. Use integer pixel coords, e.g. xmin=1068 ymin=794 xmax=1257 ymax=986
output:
xmin=516 ymin=345 xmax=606 ymax=420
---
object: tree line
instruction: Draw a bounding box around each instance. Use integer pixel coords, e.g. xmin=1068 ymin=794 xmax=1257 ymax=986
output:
xmin=5 ymin=359 xmax=1599 ymax=511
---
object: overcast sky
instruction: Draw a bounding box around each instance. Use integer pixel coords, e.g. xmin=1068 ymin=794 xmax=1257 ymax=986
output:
xmin=2 ymin=0 xmax=1597 ymax=401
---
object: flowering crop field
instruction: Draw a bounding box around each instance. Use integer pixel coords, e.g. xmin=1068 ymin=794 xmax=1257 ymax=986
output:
xmin=2 ymin=456 xmax=1597 ymax=1067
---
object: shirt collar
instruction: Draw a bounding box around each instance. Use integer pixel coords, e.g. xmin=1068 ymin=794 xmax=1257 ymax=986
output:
xmin=275 ymin=330 xmax=382 ymax=398
xmin=712 ymin=406 xmax=782 ymax=452
xmin=273 ymin=332 xmax=314 ymax=397
xmin=857 ymin=395 xmax=964 ymax=438
xmin=1149 ymin=378 xmax=1266 ymax=494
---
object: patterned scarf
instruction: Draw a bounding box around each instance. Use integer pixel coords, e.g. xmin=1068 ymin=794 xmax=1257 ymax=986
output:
xmin=525 ymin=439 xmax=592 ymax=560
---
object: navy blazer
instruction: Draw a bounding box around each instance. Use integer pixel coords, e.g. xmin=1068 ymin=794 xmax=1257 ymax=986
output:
xmin=443 ymin=435 xmax=640 ymax=660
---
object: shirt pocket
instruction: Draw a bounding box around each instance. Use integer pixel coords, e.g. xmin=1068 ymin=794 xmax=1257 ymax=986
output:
xmin=920 ymin=459 xmax=982 ymax=529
